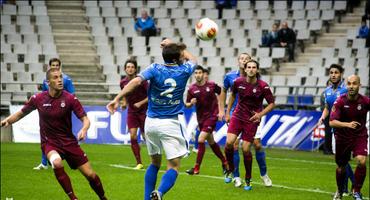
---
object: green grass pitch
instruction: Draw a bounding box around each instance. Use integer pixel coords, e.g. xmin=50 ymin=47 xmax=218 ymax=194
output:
xmin=1 ymin=143 xmax=369 ymax=200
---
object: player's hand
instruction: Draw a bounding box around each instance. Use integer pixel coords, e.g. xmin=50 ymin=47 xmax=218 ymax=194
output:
xmin=133 ymin=102 xmax=141 ymax=108
xmin=106 ymin=100 xmax=119 ymax=114
xmin=218 ymin=110 xmax=225 ymax=121
xmin=160 ymin=38 xmax=173 ymax=48
xmin=77 ymin=130 xmax=87 ymax=141
xmin=0 ymin=119 xmax=10 ymax=127
xmin=190 ymin=98 xmax=197 ymax=105
xmin=225 ymin=113 xmax=231 ymax=123
xmin=250 ymin=111 xmax=261 ymax=123
xmin=317 ymin=117 xmax=324 ymax=126
xmin=347 ymin=121 xmax=361 ymax=129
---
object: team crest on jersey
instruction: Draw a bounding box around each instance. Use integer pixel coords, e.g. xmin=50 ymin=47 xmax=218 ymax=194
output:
xmin=61 ymin=101 xmax=65 ymax=108
xmin=357 ymin=104 xmax=362 ymax=110
xmin=206 ymin=87 xmax=210 ymax=92
xmin=253 ymin=88 xmax=257 ymax=93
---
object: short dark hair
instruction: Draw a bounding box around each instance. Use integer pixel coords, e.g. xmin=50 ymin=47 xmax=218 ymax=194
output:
xmin=124 ymin=59 xmax=138 ymax=70
xmin=328 ymin=64 xmax=344 ymax=73
xmin=195 ymin=65 xmax=204 ymax=72
xmin=162 ymin=43 xmax=181 ymax=64
xmin=203 ymin=68 xmax=209 ymax=74
xmin=49 ymin=58 xmax=61 ymax=67
xmin=46 ymin=67 xmax=61 ymax=80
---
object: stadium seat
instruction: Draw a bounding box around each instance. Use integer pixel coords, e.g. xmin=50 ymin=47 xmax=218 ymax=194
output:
xmin=7 ymin=34 xmax=22 ymax=44
xmin=28 ymin=63 xmax=44 ymax=73
xmin=154 ymin=8 xmax=168 ymax=18
xmin=291 ymin=1 xmax=304 ymax=10
xmin=170 ymin=8 xmax=185 ymax=19
xmin=86 ymin=7 xmax=100 ymax=17
xmin=3 ymin=53 xmax=19 ymax=63
xmin=187 ymin=9 xmax=202 ymax=19
xmin=117 ymin=7 xmax=132 ymax=17
xmin=146 ymin=1 xmax=161 ymax=8
xmin=199 ymin=1 xmax=215 ymax=9
xmin=204 ymin=9 xmax=218 ymax=19
xmin=239 ymin=10 xmax=254 ymax=20
xmin=321 ymin=48 xmax=336 ymax=58
xmin=342 ymin=57 xmax=355 ymax=68
xmin=223 ymin=9 xmax=237 ymax=19
xmin=321 ymin=10 xmax=335 ymax=21
xmin=16 ymin=72 xmax=33 ymax=83
xmin=33 ymin=6 xmax=48 ymax=16
xmin=352 ymin=39 xmax=366 ymax=49
xmin=292 ymin=10 xmax=306 ymax=20
xmin=99 ymin=1 xmax=113 ymax=7
xmin=105 ymin=73 xmax=121 ymax=84
xmin=1 ymin=92 xmax=12 ymax=106
xmin=312 ymin=67 xmax=327 ymax=77
xmin=287 ymin=76 xmax=302 ymax=87
xmin=255 ymin=1 xmax=269 ymax=10
xmin=1 ymin=43 xmax=12 ymax=54
xmin=237 ymin=1 xmax=251 ymax=9
xmin=274 ymin=10 xmax=288 ymax=20
xmin=24 ymin=34 xmax=39 ymax=44
xmin=356 ymin=48 xmax=369 ymax=58
xmin=102 ymin=64 xmax=118 ymax=74
xmin=337 ymin=48 xmax=352 ymax=59
xmin=259 ymin=57 xmax=273 ymax=69
xmin=182 ymin=1 xmax=197 ymax=9
xmin=3 ymin=83 xmax=22 ymax=92
xmin=271 ymin=75 xmax=286 ymax=86
xmin=22 ymin=84 xmax=39 ymax=92
xmin=219 ymin=47 xmax=235 ymax=57
xmin=16 ymin=15 xmax=31 ymax=25
xmin=271 ymin=48 xmax=285 ymax=59
xmin=0 ymin=15 xmax=11 ymax=25
xmin=257 ymin=10 xmax=271 ymax=20
xmin=2 ymin=4 xmax=17 ymax=15
xmin=306 ymin=10 xmax=320 ymax=20
xmin=10 ymin=63 xmax=25 ymax=72
xmin=305 ymin=1 xmax=318 ymax=10
xmin=275 ymin=87 xmax=290 ymax=95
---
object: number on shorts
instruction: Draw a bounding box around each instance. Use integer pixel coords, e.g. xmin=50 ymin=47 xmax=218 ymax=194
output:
xmin=160 ymin=78 xmax=176 ymax=98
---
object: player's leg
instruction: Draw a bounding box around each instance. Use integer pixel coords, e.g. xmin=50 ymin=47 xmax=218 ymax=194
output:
xmin=224 ymin=133 xmax=238 ymax=180
xmin=193 ymin=128 xmax=200 ymax=153
xmin=129 ymin=127 xmax=143 ymax=169
xmin=343 ymin=163 xmax=354 ymax=195
xmin=254 ymin=138 xmax=272 ymax=187
xmin=352 ymin=155 xmax=367 ymax=200
xmin=241 ymin=141 xmax=253 ymax=191
xmin=232 ymin=139 xmax=242 ymax=187
xmin=78 ymin=162 xmax=107 ymax=200
xmin=153 ymin=157 xmax=181 ymax=199
xmin=47 ymin=150 xmax=78 ymax=200
xmin=34 ymin=150 xmax=48 ymax=170
xmin=186 ymin=131 xmax=208 ymax=175
xmin=145 ymin=155 xmax=161 ymax=200
xmin=207 ymin=132 xmax=227 ymax=169
xmin=334 ymin=140 xmax=351 ymax=199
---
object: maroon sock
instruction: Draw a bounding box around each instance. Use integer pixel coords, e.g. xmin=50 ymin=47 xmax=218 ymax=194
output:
xmin=224 ymin=146 xmax=234 ymax=172
xmin=243 ymin=151 xmax=253 ymax=180
xmin=210 ymin=143 xmax=227 ymax=164
xmin=353 ymin=165 xmax=366 ymax=193
xmin=195 ymin=142 xmax=206 ymax=169
xmin=131 ymin=138 xmax=142 ymax=164
xmin=336 ymin=167 xmax=346 ymax=193
xmin=88 ymin=174 xmax=106 ymax=200
xmin=54 ymin=167 xmax=77 ymax=200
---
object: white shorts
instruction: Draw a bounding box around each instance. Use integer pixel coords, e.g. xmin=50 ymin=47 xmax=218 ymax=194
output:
xmin=144 ymin=116 xmax=189 ymax=160
xmin=254 ymin=125 xmax=262 ymax=139
xmin=332 ymin=132 xmax=336 ymax=154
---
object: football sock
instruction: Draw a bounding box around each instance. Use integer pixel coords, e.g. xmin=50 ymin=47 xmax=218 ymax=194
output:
xmin=130 ymin=138 xmax=142 ymax=164
xmin=233 ymin=150 xmax=240 ymax=177
xmin=336 ymin=167 xmax=346 ymax=193
xmin=224 ymin=146 xmax=234 ymax=172
xmin=41 ymin=152 xmax=48 ymax=166
xmin=53 ymin=167 xmax=77 ymax=200
xmin=194 ymin=130 xmax=200 ymax=150
xmin=243 ymin=151 xmax=253 ymax=180
xmin=195 ymin=142 xmax=205 ymax=169
xmin=144 ymin=164 xmax=159 ymax=200
xmin=255 ymin=150 xmax=267 ymax=176
xmin=353 ymin=165 xmax=366 ymax=193
xmin=88 ymin=174 xmax=106 ymax=200
xmin=343 ymin=163 xmax=353 ymax=192
xmin=158 ymin=169 xmax=178 ymax=196
xmin=210 ymin=143 xmax=226 ymax=163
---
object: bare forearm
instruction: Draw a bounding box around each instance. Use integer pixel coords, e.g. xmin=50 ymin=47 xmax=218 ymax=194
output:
xmin=80 ymin=116 xmax=90 ymax=132
xmin=226 ymin=93 xmax=236 ymax=114
xmin=136 ymin=97 xmax=148 ymax=107
xmin=183 ymin=50 xmax=197 ymax=64
xmin=7 ymin=111 xmax=25 ymax=125
xmin=321 ymin=107 xmax=329 ymax=119
xmin=114 ymin=77 xmax=142 ymax=102
xmin=219 ymin=89 xmax=227 ymax=111
xmin=260 ymin=103 xmax=275 ymax=117
xmin=329 ymin=120 xmax=347 ymax=128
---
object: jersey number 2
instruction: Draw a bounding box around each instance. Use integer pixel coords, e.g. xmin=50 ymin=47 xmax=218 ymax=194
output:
xmin=160 ymin=78 xmax=176 ymax=98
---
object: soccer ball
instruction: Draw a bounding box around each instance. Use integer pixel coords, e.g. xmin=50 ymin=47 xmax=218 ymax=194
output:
xmin=195 ymin=18 xmax=218 ymax=41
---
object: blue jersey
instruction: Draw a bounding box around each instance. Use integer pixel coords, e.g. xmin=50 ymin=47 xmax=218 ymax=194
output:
xmin=323 ymin=81 xmax=347 ymax=111
xmin=223 ymin=70 xmax=241 ymax=113
xmin=42 ymin=73 xmax=75 ymax=94
xmin=139 ymin=61 xmax=196 ymax=118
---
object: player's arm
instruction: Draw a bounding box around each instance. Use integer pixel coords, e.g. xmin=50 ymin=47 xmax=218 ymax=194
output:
xmin=107 ymin=77 xmax=143 ymax=114
xmin=329 ymin=99 xmax=361 ymax=129
xmin=0 ymin=111 xmax=27 ymax=127
xmin=77 ymin=116 xmax=90 ymax=141
xmin=182 ymin=48 xmax=197 ymax=64
xmin=133 ymin=97 xmax=148 ymax=108
xmin=184 ymin=90 xmax=196 ymax=108
xmin=318 ymin=104 xmax=329 ymax=125
xmin=225 ymin=91 xmax=236 ymax=122
xmin=329 ymin=119 xmax=361 ymax=129
xmin=250 ymin=102 xmax=275 ymax=123
xmin=218 ymin=88 xmax=228 ymax=120
xmin=121 ymin=97 xmax=127 ymax=110
xmin=65 ymin=78 xmax=76 ymax=94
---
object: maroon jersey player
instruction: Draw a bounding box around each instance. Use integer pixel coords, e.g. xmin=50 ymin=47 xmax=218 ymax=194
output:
xmin=224 ymin=60 xmax=275 ymax=191
xmin=330 ymin=75 xmax=370 ymax=200
xmin=119 ymin=59 xmax=148 ymax=170
xmin=1 ymin=68 xmax=107 ymax=200
xmin=185 ymin=65 xmax=227 ymax=175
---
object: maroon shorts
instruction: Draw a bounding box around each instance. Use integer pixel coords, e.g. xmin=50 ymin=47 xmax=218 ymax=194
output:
xmin=227 ymin=116 xmax=258 ymax=142
xmin=127 ymin=112 xmax=146 ymax=131
xmin=42 ymin=142 xmax=88 ymax=169
xmin=335 ymin=135 xmax=368 ymax=166
xmin=199 ymin=117 xmax=217 ymax=133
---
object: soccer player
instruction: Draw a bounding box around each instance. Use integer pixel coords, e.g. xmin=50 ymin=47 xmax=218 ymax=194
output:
xmin=224 ymin=60 xmax=275 ymax=191
xmin=330 ymin=75 xmax=369 ymax=200
xmin=120 ymin=58 xmax=148 ymax=170
xmin=317 ymin=64 xmax=354 ymax=194
xmin=1 ymin=68 xmax=107 ymax=200
xmin=184 ymin=65 xmax=228 ymax=175
xmin=219 ymin=53 xmax=272 ymax=187
xmin=106 ymin=39 xmax=197 ymax=200
xmin=34 ymin=58 xmax=76 ymax=170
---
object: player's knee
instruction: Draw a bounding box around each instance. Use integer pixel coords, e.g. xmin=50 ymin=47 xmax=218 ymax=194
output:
xmin=49 ymin=153 xmax=62 ymax=169
xmin=254 ymin=142 xmax=262 ymax=151
xmin=356 ymin=156 xmax=367 ymax=166
xmin=198 ymin=138 xmax=206 ymax=143
xmin=86 ymin=171 xmax=97 ymax=180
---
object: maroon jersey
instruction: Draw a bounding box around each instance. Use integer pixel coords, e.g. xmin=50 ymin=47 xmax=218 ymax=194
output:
xmin=330 ymin=94 xmax=370 ymax=139
xmin=232 ymin=78 xmax=274 ymax=122
xmin=120 ymin=76 xmax=148 ymax=113
xmin=187 ymin=81 xmax=221 ymax=123
xmin=21 ymin=91 xmax=86 ymax=146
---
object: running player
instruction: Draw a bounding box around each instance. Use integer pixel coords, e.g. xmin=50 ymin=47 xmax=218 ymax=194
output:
xmin=330 ymin=75 xmax=369 ymax=200
xmin=224 ymin=60 xmax=275 ymax=191
xmin=1 ymin=68 xmax=107 ymax=200
xmin=106 ymin=39 xmax=197 ymax=200
xmin=120 ymin=58 xmax=148 ymax=170
xmin=34 ymin=58 xmax=76 ymax=170
xmin=185 ymin=65 xmax=227 ymax=175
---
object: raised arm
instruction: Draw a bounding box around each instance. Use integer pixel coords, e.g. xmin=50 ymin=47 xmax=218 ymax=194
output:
xmin=0 ymin=110 xmax=27 ymax=127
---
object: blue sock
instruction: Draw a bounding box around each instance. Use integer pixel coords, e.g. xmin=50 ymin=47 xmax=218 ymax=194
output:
xmin=41 ymin=152 xmax=48 ymax=166
xmin=233 ymin=150 xmax=240 ymax=177
xmin=255 ymin=150 xmax=267 ymax=176
xmin=194 ymin=130 xmax=200 ymax=149
xmin=344 ymin=163 xmax=354 ymax=192
xmin=158 ymin=169 xmax=178 ymax=196
xmin=145 ymin=164 xmax=159 ymax=200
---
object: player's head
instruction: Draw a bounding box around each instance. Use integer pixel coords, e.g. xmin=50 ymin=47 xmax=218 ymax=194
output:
xmin=346 ymin=75 xmax=361 ymax=97
xmin=272 ymin=23 xmax=279 ymax=32
xmin=328 ymin=64 xmax=344 ymax=85
xmin=203 ymin=68 xmax=209 ymax=82
xmin=141 ymin=9 xmax=148 ymax=19
xmin=238 ymin=53 xmax=251 ymax=69
xmin=124 ymin=59 xmax=138 ymax=76
xmin=244 ymin=59 xmax=261 ymax=79
xmin=162 ymin=43 xmax=182 ymax=64
xmin=46 ymin=67 xmax=63 ymax=91
xmin=281 ymin=21 xmax=289 ymax=29
xmin=194 ymin=65 xmax=205 ymax=83
xmin=49 ymin=58 xmax=62 ymax=70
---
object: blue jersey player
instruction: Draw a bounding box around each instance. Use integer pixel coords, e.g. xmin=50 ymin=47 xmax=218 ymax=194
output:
xmin=33 ymin=58 xmax=76 ymax=170
xmin=219 ymin=53 xmax=272 ymax=188
xmin=106 ymin=39 xmax=197 ymax=200
xmin=317 ymin=64 xmax=354 ymax=195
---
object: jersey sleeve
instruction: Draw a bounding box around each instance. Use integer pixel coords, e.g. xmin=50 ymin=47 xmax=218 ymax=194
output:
xmin=329 ymin=98 xmax=343 ymax=121
xmin=263 ymin=84 xmax=275 ymax=104
xmin=231 ymin=80 xmax=238 ymax=95
xmin=186 ymin=88 xmax=193 ymax=103
xmin=139 ymin=64 xmax=155 ymax=81
xmin=184 ymin=61 xmax=197 ymax=75
xmin=64 ymin=77 xmax=75 ymax=94
xmin=71 ymin=96 xmax=86 ymax=119
xmin=41 ymin=80 xmax=48 ymax=91
xmin=223 ymin=75 xmax=231 ymax=90
xmin=214 ymin=83 xmax=221 ymax=95
xmin=21 ymin=94 xmax=37 ymax=114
